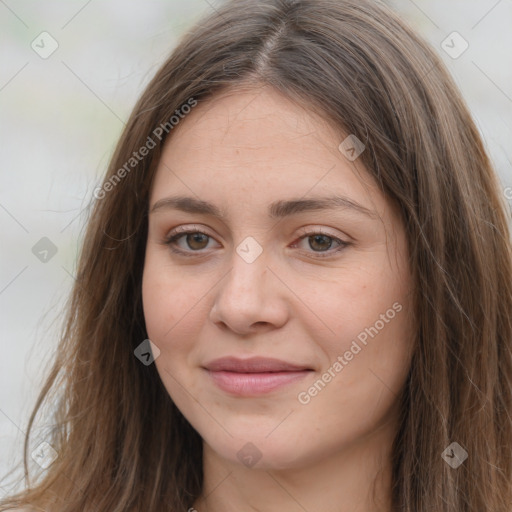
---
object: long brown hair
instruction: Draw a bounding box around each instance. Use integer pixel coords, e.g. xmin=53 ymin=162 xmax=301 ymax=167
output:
xmin=2 ymin=0 xmax=511 ymax=510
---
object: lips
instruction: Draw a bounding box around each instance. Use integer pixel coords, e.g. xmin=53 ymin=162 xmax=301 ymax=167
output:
xmin=204 ymin=356 xmax=312 ymax=373
xmin=203 ymin=356 xmax=313 ymax=396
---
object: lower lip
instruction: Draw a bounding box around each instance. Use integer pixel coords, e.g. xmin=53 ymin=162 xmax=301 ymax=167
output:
xmin=206 ymin=369 xmax=311 ymax=396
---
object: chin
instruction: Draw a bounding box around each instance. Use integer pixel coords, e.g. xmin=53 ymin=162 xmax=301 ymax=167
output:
xmin=203 ymin=431 xmax=321 ymax=471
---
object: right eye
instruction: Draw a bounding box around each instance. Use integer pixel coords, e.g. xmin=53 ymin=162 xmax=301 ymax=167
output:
xmin=163 ymin=227 xmax=220 ymax=256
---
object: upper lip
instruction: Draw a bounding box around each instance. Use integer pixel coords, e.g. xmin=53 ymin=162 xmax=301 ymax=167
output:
xmin=204 ymin=356 xmax=313 ymax=373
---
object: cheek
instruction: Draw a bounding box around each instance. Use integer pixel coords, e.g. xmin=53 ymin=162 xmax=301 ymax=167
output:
xmin=142 ymin=258 xmax=217 ymax=437
xmin=300 ymin=255 xmax=409 ymax=345
xmin=300 ymin=247 xmax=413 ymax=393
xmin=295 ymin=295 xmax=411 ymax=447
xmin=142 ymin=259 xmax=205 ymax=407
xmin=141 ymin=252 xmax=202 ymax=350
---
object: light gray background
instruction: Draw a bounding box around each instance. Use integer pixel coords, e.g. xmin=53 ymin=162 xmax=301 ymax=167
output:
xmin=1 ymin=0 xmax=511 ymax=494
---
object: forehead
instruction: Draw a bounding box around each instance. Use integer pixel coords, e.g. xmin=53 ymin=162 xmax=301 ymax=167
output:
xmin=150 ymin=86 xmax=387 ymax=222
xmin=162 ymin=85 xmax=344 ymax=166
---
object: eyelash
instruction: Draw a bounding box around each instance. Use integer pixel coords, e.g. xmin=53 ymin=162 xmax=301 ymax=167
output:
xmin=162 ymin=225 xmax=350 ymax=259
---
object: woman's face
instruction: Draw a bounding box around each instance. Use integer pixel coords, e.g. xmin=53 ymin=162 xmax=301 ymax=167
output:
xmin=142 ymin=85 xmax=414 ymax=470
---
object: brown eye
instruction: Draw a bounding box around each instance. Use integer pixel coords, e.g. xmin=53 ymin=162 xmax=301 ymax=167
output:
xmin=293 ymin=229 xmax=350 ymax=258
xmin=185 ymin=232 xmax=210 ymax=250
xmin=164 ymin=227 xmax=349 ymax=259
xmin=164 ymin=229 xmax=218 ymax=256
xmin=308 ymin=234 xmax=334 ymax=252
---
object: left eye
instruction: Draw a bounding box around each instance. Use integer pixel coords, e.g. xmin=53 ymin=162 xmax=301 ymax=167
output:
xmin=163 ymin=229 xmax=349 ymax=257
xmin=293 ymin=232 xmax=348 ymax=255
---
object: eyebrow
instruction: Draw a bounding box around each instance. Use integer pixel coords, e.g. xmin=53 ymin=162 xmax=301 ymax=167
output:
xmin=150 ymin=194 xmax=377 ymax=219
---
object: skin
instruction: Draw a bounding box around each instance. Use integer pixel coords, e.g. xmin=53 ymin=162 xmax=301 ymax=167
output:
xmin=142 ymin=84 xmax=415 ymax=512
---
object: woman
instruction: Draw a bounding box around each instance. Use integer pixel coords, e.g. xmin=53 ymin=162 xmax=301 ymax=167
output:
xmin=1 ymin=0 xmax=511 ymax=510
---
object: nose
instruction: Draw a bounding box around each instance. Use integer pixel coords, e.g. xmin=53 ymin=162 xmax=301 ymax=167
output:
xmin=209 ymin=250 xmax=289 ymax=336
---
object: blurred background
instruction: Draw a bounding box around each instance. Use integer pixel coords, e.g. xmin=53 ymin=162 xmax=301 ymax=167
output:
xmin=1 ymin=0 xmax=511 ymax=494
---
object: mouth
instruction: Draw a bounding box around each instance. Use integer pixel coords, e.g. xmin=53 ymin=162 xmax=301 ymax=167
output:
xmin=203 ymin=356 xmax=314 ymax=396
